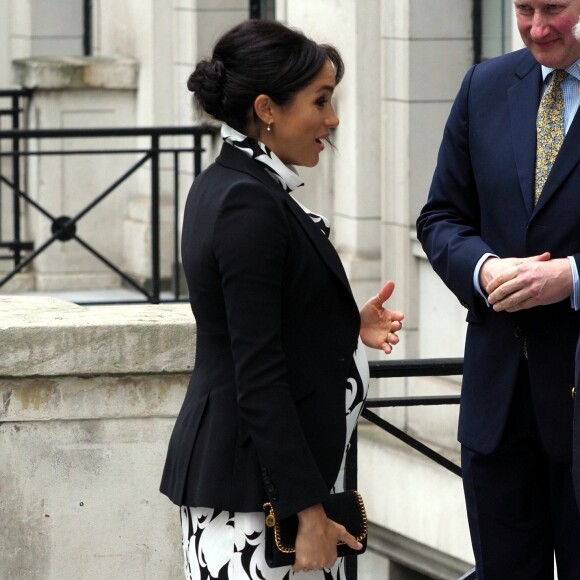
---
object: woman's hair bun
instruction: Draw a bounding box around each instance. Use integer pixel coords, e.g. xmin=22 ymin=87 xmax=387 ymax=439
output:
xmin=211 ymin=58 xmax=226 ymax=84
xmin=187 ymin=57 xmax=226 ymax=117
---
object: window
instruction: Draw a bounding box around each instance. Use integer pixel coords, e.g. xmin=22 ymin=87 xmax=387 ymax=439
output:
xmin=249 ymin=0 xmax=275 ymax=20
xmin=28 ymin=0 xmax=91 ymax=57
xmin=474 ymin=0 xmax=513 ymax=62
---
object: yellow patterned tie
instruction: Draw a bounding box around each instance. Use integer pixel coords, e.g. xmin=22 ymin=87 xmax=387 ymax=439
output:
xmin=535 ymin=69 xmax=567 ymax=204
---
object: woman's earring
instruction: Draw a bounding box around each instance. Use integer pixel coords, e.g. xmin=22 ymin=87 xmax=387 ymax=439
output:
xmin=267 ymin=122 xmax=272 ymax=132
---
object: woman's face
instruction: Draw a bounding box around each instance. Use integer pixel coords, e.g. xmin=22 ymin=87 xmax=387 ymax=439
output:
xmin=263 ymin=60 xmax=340 ymax=167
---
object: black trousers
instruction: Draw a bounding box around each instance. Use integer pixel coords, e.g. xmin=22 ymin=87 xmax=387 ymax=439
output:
xmin=461 ymin=360 xmax=580 ymax=580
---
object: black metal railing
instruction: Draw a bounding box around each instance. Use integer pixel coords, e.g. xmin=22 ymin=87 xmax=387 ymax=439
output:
xmin=0 ymin=124 xmax=216 ymax=303
xmin=345 ymin=358 xmax=476 ymax=580
xmin=0 ymin=89 xmax=33 ymax=268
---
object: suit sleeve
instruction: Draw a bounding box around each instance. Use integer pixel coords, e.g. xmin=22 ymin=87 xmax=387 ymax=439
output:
xmin=416 ymin=64 xmax=495 ymax=315
xmin=213 ymin=180 xmax=330 ymax=519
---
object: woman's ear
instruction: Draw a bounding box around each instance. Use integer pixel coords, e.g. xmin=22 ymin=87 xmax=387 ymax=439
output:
xmin=253 ymin=94 xmax=273 ymax=125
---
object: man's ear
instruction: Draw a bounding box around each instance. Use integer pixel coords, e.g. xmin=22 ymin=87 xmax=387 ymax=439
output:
xmin=253 ymin=94 xmax=274 ymax=125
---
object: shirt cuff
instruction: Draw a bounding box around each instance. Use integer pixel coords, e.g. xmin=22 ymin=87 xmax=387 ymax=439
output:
xmin=568 ymin=256 xmax=580 ymax=310
xmin=473 ymin=253 xmax=498 ymax=306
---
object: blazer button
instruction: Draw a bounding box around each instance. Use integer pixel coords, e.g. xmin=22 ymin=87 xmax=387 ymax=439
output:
xmin=572 ymin=387 xmax=577 ymax=399
xmin=266 ymin=484 xmax=275 ymax=493
xmin=514 ymin=327 xmax=523 ymax=339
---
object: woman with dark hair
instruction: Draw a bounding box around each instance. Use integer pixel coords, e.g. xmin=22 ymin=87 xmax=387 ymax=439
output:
xmin=160 ymin=19 xmax=403 ymax=579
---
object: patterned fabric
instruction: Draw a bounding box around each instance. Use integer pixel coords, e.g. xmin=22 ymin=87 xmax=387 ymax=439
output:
xmin=535 ymin=69 xmax=568 ymax=204
xmin=221 ymin=124 xmax=331 ymax=237
xmin=221 ymin=124 xmax=304 ymax=192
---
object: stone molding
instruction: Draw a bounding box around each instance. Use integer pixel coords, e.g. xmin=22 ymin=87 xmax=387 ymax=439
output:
xmin=0 ymin=296 xmax=194 ymax=377
xmin=12 ymin=56 xmax=139 ymax=90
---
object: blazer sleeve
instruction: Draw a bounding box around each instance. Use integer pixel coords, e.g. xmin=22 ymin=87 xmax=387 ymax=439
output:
xmin=416 ymin=64 xmax=495 ymax=316
xmin=213 ymin=179 xmax=330 ymax=519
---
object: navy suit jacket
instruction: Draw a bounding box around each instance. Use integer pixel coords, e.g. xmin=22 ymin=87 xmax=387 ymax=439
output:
xmin=160 ymin=143 xmax=361 ymax=519
xmin=417 ymin=49 xmax=580 ymax=470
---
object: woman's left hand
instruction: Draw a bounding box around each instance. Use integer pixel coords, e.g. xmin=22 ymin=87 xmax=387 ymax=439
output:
xmin=359 ymin=281 xmax=404 ymax=354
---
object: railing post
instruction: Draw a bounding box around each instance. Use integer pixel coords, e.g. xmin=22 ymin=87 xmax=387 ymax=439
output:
xmin=345 ymin=428 xmax=358 ymax=580
xmin=173 ymin=151 xmax=180 ymax=301
xmin=83 ymin=0 xmax=93 ymax=56
xmin=193 ymin=131 xmax=203 ymax=178
xmin=150 ymin=134 xmax=160 ymax=304
xmin=10 ymin=94 xmax=22 ymax=266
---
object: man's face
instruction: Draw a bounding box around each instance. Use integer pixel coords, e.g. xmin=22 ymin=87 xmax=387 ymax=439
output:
xmin=515 ymin=1 xmax=580 ymax=68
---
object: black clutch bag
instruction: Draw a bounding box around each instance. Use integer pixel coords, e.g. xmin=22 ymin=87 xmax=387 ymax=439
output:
xmin=262 ymin=490 xmax=368 ymax=568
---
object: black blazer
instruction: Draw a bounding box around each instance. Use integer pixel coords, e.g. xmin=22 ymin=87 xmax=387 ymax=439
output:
xmin=160 ymin=143 xmax=361 ymax=519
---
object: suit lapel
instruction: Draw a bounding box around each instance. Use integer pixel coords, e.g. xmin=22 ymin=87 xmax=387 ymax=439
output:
xmin=508 ymin=55 xmax=542 ymax=217
xmin=216 ymin=142 xmax=356 ymax=302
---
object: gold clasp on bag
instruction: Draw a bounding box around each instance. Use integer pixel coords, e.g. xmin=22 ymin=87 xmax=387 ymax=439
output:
xmin=263 ymin=501 xmax=295 ymax=554
xmin=264 ymin=503 xmax=276 ymax=528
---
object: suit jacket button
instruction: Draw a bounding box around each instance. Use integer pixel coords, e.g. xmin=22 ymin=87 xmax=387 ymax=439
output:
xmin=266 ymin=484 xmax=275 ymax=493
xmin=572 ymin=387 xmax=577 ymax=399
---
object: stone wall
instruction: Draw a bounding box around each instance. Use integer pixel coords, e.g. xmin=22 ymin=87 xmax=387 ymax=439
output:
xmin=0 ymin=297 xmax=194 ymax=580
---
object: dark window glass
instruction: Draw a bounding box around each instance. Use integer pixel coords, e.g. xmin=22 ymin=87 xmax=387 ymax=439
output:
xmin=249 ymin=0 xmax=275 ymax=20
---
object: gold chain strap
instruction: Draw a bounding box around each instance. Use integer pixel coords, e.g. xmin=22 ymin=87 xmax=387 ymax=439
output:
xmin=263 ymin=490 xmax=368 ymax=554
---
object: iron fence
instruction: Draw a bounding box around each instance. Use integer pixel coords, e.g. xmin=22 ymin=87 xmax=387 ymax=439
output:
xmin=0 ymin=89 xmax=33 ymax=267
xmin=0 ymin=123 xmax=216 ymax=303
xmin=345 ymin=358 xmax=476 ymax=580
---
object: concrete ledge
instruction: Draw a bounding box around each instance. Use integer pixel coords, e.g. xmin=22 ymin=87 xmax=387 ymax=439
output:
xmin=0 ymin=296 xmax=192 ymax=579
xmin=0 ymin=296 xmax=195 ymax=376
xmin=13 ymin=56 xmax=139 ymax=90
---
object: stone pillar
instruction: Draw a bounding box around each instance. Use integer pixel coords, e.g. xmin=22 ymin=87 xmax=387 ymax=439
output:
xmin=381 ymin=0 xmax=473 ymax=360
xmin=285 ymin=0 xmax=383 ymax=309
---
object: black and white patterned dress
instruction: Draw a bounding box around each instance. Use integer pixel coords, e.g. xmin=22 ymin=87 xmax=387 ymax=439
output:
xmin=179 ymin=125 xmax=370 ymax=580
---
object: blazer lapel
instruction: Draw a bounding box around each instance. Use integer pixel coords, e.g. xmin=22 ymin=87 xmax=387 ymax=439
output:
xmin=284 ymin=195 xmax=355 ymax=299
xmin=508 ymin=56 xmax=542 ymax=217
xmin=216 ymin=142 xmax=357 ymax=303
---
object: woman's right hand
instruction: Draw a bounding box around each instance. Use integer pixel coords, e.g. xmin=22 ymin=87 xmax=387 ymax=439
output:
xmin=291 ymin=503 xmax=363 ymax=573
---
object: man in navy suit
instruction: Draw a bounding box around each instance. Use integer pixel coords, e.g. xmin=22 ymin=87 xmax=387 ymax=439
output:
xmin=417 ymin=2 xmax=580 ymax=578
